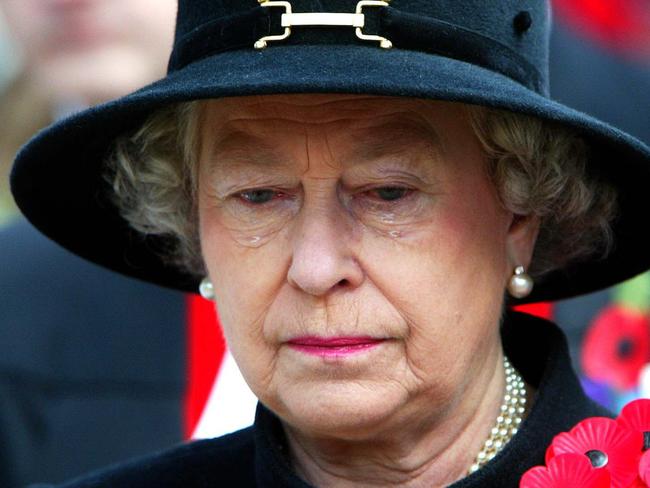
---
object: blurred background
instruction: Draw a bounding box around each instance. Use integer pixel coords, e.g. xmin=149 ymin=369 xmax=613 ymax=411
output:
xmin=0 ymin=2 xmax=256 ymax=487
xmin=0 ymin=0 xmax=648 ymax=486
xmin=528 ymin=0 xmax=650 ymax=412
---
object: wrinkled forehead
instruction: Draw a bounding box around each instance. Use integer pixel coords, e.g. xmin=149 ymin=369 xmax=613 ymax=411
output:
xmin=202 ymin=93 xmax=465 ymax=125
xmin=199 ymin=94 xmax=470 ymax=158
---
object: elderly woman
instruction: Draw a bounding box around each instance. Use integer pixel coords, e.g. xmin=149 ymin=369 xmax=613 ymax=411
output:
xmin=10 ymin=0 xmax=650 ymax=486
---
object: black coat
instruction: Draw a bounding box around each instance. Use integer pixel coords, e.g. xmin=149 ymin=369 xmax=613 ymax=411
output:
xmin=0 ymin=220 xmax=187 ymax=487
xmin=51 ymin=310 xmax=610 ymax=488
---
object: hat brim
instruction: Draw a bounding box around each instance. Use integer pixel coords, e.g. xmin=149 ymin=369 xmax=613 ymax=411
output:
xmin=11 ymin=44 xmax=650 ymax=303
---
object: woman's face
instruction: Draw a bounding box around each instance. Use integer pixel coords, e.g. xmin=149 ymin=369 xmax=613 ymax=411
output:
xmin=1 ymin=0 xmax=175 ymax=104
xmin=198 ymin=94 xmax=538 ymax=438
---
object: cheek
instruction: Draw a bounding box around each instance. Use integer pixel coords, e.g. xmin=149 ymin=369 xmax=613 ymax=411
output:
xmin=199 ymin=200 xmax=290 ymax=376
xmin=357 ymin=172 xmax=509 ymax=370
xmin=362 ymin=184 xmax=508 ymax=306
xmin=200 ymin=208 xmax=290 ymax=300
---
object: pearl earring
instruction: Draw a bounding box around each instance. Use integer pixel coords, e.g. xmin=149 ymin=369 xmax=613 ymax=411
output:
xmin=199 ymin=277 xmax=215 ymax=300
xmin=507 ymin=265 xmax=534 ymax=298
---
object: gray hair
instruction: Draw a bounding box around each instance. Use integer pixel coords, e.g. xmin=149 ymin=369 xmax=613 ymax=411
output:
xmin=467 ymin=106 xmax=618 ymax=280
xmin=104 ymin=100 xmax=618 ymax=283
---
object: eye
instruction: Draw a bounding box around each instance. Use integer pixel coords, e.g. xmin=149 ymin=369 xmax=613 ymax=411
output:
xmin=238 ymin=189 xmax=283 ymax=205
xmin=368 ymin=187 xmax=412 ymax=202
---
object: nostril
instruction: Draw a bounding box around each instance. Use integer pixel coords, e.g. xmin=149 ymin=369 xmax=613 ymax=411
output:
xmin=336 ymin=279 xmax=350 ymax=288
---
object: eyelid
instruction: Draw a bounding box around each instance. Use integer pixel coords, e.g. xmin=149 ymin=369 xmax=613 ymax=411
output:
xmin=214 ymin=176 xmax=299 ymax=197
xmin=365 ymin=186 xmax=413 ymax=195
xmin=344 ymin=185 xmax=417 ymax=210
xmin=342 ymin=176 xmax=420 ymax=195
xmin=237 ymin=189 xmax=277 ymax=204
xmin=343 ymin=167 xmax=436 ymax=188
xmin=234 ymin=187 xmax=300 ymax=207
xmin=360 ymin=186 xmax=415 ymax=202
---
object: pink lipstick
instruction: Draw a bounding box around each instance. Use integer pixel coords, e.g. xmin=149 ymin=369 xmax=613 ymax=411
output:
xmin=286 ymin=336 xmax=386 ymax=357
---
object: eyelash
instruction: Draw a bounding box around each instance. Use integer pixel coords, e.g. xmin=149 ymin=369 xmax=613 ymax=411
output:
xmin=363 ymin=187 xmax=413 ymax=202
xmin=234 ymin=186 xmax=414 ymax=207
xmin=236 ymin=189 xmax=289 ymax=206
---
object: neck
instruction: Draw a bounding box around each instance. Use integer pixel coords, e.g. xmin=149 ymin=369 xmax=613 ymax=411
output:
xmin=283 ymin=349 xmax=513 ymax=488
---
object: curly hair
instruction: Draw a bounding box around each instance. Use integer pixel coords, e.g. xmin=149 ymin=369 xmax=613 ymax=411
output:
xmin=467 ymin=106 xmax=618 ymax=280
xmin=104 ymin=99 xmax=619 ymax=283
xmin=107 ymin=101 xmax=204 ymax=275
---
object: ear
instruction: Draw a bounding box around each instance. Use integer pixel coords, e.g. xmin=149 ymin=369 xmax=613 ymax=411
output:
xmin=505 ymin=213 xmax=540 ymax=275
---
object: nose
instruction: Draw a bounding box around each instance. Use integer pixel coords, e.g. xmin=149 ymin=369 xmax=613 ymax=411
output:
xmin=287 ymin=199 xmax=364 ymax=297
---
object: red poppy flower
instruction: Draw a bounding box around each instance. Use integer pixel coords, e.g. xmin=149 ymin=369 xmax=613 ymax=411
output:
xmin=629 ymin=476 xmax=649 ymax=488
xmin=581 ymin=305 xmax=650 ymax=391
xmin=552 ymin=0 xmax=650 ymax=61
xmin=639 ymin=449 xmax=650 ymax=485
xmin=619 ymin=399 xmax=650 ymax=437
xmin=619 ymin=398 xmax=650 ymax=487
xmin=546 ymin=417 xmax=643 ymax=488
xmin=520 ymin=453 xmax=610 ymax=488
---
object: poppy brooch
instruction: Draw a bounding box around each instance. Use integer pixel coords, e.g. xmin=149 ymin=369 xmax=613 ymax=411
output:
xmin=520 ymin=399 xmax=650 ymax=487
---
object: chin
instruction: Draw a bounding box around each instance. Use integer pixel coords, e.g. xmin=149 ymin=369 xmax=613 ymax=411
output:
xmin=274 ymin=381 xmax=409 ymax=440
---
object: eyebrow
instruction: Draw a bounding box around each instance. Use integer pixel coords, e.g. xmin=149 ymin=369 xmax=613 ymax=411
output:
xmin=344 ymin=120 xmax=444 ymax=165
xmin=208 ymin=118 xmax=444 ymax=171
xmin=208 ymin=129 xmax=290 ymax=172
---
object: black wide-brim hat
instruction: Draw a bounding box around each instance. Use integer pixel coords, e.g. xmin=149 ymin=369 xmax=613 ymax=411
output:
xmin=10 ymin=0 xmax=650 ymax=304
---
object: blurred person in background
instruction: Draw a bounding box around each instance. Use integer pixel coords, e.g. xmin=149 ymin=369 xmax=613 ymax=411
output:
xmin=0 ymin=0 xmax=178 ymax=223
xmin=0 ymin=1 xmax=255 ymax=486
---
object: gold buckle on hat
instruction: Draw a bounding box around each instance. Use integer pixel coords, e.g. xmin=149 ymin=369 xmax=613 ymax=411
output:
xmin=254 ymin=0 xmax=393 ymax=49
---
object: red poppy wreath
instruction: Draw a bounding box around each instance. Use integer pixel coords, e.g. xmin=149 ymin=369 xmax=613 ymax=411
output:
xmin=520 ymin=399 xmax=650 ymax=487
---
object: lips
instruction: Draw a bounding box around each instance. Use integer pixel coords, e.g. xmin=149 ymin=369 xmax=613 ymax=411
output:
xmin=286 ymin=336 xmax=386 ymax=357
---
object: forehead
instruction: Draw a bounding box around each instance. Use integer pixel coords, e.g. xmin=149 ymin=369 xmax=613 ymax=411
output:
xmin=200 ymin=94 xmax=469 ymax=157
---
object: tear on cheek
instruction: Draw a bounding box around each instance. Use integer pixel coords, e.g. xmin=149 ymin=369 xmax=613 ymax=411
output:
xmin=356 ymin=217 xmax=435 ymax=244
xmin=227 ymin=223 xmax=290 ymax=249
xmin=208 ymin=204 xmax=297 ymax=249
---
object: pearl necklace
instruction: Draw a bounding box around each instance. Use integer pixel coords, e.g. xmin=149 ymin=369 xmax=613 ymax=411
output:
xmin=468 ymin=356 xmax=528 ymax=474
